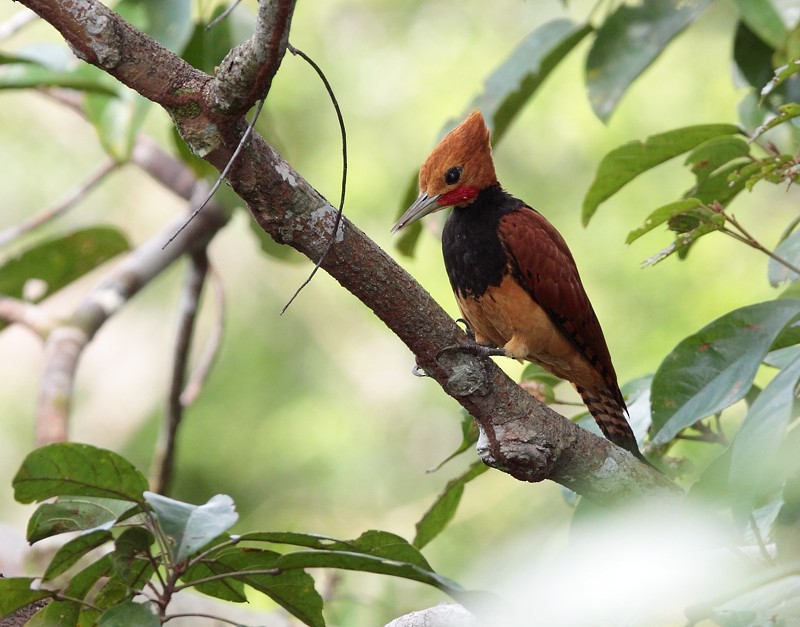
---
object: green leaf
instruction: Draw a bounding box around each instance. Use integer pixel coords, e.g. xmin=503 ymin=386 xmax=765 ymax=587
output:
xmin=85 ymin=90 xmax=152 ymax=162
xmin=13 ymin=443 xmax=148 ymax=505
xmin=762 ymin=60 xmax=800 ymax=102
xmin=427 ymin=410 xmax=480 ymax=472
xmin=733 ymin=0 xmax=792 ymax=49
xmin=395 ymin=19 xmax=591 ymax=257
xmin=626 ymin=198 xmax=704 ymax=244
xmin=275 ymin=550 xmax=464 ymax=596
xmin=143 ymin=492 xmax=238 ymax=562
xmin=0 ymin=577 xmax=52 ymax=617
xmin=414 ymin=461 xmax=488 ymax=550
xmin=29 ymin=554 xmax=113 ymax=627
xmin=729 ymin=348 xmax=800 ymax=511
xmin=769 ymin=228 xmax=800 ymax=285
xmin=97 ymin=601 xmax=159 ymax=627
xmin=42 ymin=529 xmax=113 ymax=581
xmin=0 ymin=227 xmax=130 ymax=299
xmin=0 ymin=60 xmax=118 ymax=94
xmin=751 ymin=102 xmax=800 ymax=140
xmin=186 ymin=547 xmax=324 ymax=627
xmin=587 ymin=0 xmax=712 ymax=122
xmin=119 ymin=0 xmax=193 ymax=53
xmin=472 ymin=19 xmax=592 ymax=142
xmin=182 ymin=557 xmax=248 ymax=603
xmin=582 ymin=124 xmax=741 ymax=225
xmin=240 ymin=529 xmax=433 ymax=571
xmin=684 ymin=136 xmax=752 ymax=185
xmin=111 ymin=527 xmax=155 ymax=585
xmin=650 ymin=300 xmax=800 ymax=445
xmin=27 ymin=497 xmax=136 ymax=543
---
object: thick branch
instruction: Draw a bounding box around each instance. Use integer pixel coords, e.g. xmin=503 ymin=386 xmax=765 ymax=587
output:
xmin=23 ymin=0 xmax=678 ymax=501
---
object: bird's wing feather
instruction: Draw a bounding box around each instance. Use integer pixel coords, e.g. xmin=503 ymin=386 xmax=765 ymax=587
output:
xmin=497 ymin=206 xmax=621 ymax=400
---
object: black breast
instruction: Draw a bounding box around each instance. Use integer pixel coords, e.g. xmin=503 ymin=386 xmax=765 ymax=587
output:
xmin=441 ymin=185 xmax=522 ymax=298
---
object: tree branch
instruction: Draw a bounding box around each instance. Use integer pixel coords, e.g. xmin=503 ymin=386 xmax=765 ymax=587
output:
xmin=21 ymin=0 xmax=678 ymax=501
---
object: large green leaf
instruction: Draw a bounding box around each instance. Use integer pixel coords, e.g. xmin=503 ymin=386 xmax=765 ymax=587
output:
xmin=29 ymin=555 xmax=113 ymax=627
xmin=27 ymin=497 xmax=135 ymax=543
xmin=587 ymin=0 xmax=712 ymax=122
xmin=0 ymin=578 xmax=52 ymax=617
xmin=729 ymin=347 xmax=800 ymax=512
xmin=97 ymin=602 xmax=159 ymax=627
xmin=414 ymin=461 xmax=488 ymax=550
xmin=143 ymin=492 xmax=238 ymax=563
xmin=395 ymin=19 xmax=591 ymax=256
xmin=13 ymin=443 xmax=148 ymax=505
xmin=240 ymin=529 xmax=433 ymax=571
xmin=184 ymin=547 xmax=324 ymax=627
xmin=626 ymin=198 xmax=704 ymax=244
xmin=275 ymin=549 xmax=465 ymax=597
xmin=733 ymin=0 xmax=793 ymax=49
xmin=582 ymin=124 xmax=741 ymax=225
xmin=0 ymin=227 xmax=129 ymax=299
xmin=769 ymin=228 xmax=800 ymax=285
xmin=42 ymin=529 xmax=113 ymax=581
xmin=650 ymin=300 xmax=800 ymax=445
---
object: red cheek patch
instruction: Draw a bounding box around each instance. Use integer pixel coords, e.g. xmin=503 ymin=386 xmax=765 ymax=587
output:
xmin=439 ymin=186 xmax=480 ymax=207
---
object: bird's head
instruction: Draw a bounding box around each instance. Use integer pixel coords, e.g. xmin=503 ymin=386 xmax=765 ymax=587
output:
xmin=391 ymin=110 xmax=497 ymax=233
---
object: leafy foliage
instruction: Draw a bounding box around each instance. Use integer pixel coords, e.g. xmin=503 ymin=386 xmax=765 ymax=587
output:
xmin=1 ymin=443 xmax=477 ymax=626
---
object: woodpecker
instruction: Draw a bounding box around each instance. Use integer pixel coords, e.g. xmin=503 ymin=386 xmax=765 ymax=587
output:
xmin=392 ymin=111 xmax=646 ymax=463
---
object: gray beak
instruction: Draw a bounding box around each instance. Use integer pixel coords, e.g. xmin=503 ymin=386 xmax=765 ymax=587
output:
xmin=391 ymin=193 xmax=442 ymax=234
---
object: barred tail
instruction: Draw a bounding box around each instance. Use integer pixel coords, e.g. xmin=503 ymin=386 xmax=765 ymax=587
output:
xmin=576 ymin=385 xmax=647 ymax=464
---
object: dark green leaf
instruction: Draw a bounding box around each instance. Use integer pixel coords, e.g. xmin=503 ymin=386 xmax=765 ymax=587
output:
xmin=0 ymin=227 xmax=129 ymax=299
xmin=181 ymin=5 xmax=237 ymax=73
xmin=583 ymin=124 xmax=741 ymax=224
xmin=187 ymin=547 xmax=324 ymax=627
xmin=13 ymin=443 xmax=148 ymax=505
xmin=414 ymin=461 xmax=488 ymax=550
xmin=93 ymin=560 xmax=153 ymax=612
xmin=587 ymin=0 xmax=712 ymax=122
xmin=733 ymin=0 xmax=791 ymax=49
xmin=769 ymin=228 xmax=800 ymax=285
xmin=143 ymin=492 xmax=238 ymax=562
xmin=734 ymin=20 xmax=778 ymax=97
xmin=111 ymin=527 xmax=155 ymax=585
xmin=42 ymin=529 xmax=113 ymax=581
xmin=97 ymin=601 xmax=159 ymax=627
xmin=0 ymin=578 xmax=52 ymax=617
xmin=651 ymin=300 xmax=800 ymax=445
xmin=751 ymin=102 xmax=800 ymax=140
xmin=684 ymin=136 xmax=752 ymax=185
xmin=762 ymin=60 xmax=800 ymax=102
xmin=239 ymin=529 xmax=432 ymax=571
xmin=275 ymin=549 xmax=464 ymax=596
xmin=729 ymin=348 xmax=800 ymax=510
xmin=182 ymin=556 xmax=248 ymax=603
xmin=29 ymin=555 xmax=113 ymax=627
xmin=473 ymin=19 xmax=592 ymax=142
xmin=626 ymin=198 xmax=704 ymax=244
xmin=27 ymin=497 xmax=136 ymax=543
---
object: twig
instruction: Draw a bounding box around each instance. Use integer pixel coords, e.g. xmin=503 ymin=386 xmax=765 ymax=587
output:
xmin=280 ymin=43 xmax=347 ymax=314
xmin=151 ymin=244 xmax=210 ymax=495
xmin=164 ymin=613 xmax=244 ymax=626
xmin=205 ymin=0 xmax=243 ymax=31
xmin=35 ymin=199 xmax=227 ymax=445
xmin=173 ymin=568 xmax=281 ymax=592
xmin=180 ymin=264 xmax=224 ymax=407
xmin=0 ymin=296 xmax=53 ymax=336
xmin=0 ymin=159 xmax=119 ymax=247
xmin=0 ymin=7 xmax=38 ymax=41
xmin=748 ymin=513 xmax=775 ymax=564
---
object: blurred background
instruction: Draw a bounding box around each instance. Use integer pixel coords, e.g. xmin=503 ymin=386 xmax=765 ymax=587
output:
xmin=0 ymin=0 xmax=795 ymax=623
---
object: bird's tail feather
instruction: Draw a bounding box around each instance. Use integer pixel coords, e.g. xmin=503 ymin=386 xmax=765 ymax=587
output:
xmin=576 ymin=385 xmax=647 ymax=464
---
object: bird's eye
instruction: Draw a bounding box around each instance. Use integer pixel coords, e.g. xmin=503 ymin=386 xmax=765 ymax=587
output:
xmin=444 ymin=166 xmax=462 ymax=186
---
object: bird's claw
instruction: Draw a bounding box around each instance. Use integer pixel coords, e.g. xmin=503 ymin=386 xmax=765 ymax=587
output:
xmin=411 ymin=364 xmax=429 ymax=378
xmin=454 ymin=318 xmax=476 ymax=342
xmin=436 ymin=341 xmax=506 ymax=362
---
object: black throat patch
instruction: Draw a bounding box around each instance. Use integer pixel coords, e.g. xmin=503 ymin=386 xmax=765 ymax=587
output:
xmin=441 ymin=185 xmax=522 ymax=298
